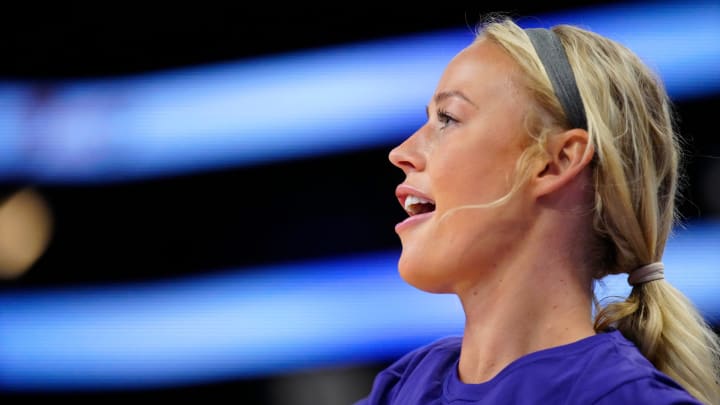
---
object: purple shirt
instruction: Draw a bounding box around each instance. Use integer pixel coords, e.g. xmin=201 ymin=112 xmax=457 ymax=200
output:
xmin=355 ymin=330 xmax=702 ymax=404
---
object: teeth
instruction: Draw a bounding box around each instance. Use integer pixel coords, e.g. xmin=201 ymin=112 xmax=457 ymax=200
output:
xmin=404 ymin=195 xmax=433 ymax=211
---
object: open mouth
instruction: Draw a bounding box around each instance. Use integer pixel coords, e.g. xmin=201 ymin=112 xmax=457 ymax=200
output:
xmin=403 ymin=195 xmax=436 ymax=217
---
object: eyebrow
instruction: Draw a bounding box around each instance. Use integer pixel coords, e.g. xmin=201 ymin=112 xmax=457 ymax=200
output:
xmin=425 ymin=90 xmax=478 ymax=116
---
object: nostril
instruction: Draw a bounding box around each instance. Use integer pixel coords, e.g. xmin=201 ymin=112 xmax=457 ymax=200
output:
xmin=396 ymin=159 xmax=416 ymax=171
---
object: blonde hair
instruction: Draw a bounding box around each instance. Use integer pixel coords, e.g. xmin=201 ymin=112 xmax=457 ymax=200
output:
xmin=474 ymin=17 xmax=720 ymax=404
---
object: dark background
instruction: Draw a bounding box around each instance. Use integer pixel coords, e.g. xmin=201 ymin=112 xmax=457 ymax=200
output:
xmin=1 ymin=1 xmax=717 ymax=402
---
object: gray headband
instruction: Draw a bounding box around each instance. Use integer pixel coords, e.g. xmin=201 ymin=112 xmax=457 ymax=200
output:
xmin=525 ymin=28 xmax=587 ymax=130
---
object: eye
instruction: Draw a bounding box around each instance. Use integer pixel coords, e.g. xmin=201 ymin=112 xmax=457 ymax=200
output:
xmin=437 ymin=109 xmax=458 ymax=130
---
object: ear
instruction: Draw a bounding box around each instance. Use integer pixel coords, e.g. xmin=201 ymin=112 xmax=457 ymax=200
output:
xmin=532 ymin=128 xmax=595 ymax=198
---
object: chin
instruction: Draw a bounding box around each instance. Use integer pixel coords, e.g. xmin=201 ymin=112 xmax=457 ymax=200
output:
xmin=397 ymin=253 xmax=452 ymax=294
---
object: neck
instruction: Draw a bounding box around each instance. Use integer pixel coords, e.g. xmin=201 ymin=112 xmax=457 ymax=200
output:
xmin=455 ymin=227 xmax=595 ymax=383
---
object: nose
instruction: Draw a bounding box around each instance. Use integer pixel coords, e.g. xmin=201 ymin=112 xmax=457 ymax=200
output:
xmin=388 ymin=130 xmax=425 ymax=173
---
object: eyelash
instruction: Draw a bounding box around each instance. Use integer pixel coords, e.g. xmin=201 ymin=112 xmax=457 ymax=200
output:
xmin=437 ymin=109 xmax=457 ymax=129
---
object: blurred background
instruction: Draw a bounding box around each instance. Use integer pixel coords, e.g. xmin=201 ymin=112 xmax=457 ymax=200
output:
xmin=1 ymin=1 xmax=718 ymax=403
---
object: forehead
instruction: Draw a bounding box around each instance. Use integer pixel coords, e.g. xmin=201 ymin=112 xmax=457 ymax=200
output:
xmin=434 ymin=38 xmax=523 ymax=103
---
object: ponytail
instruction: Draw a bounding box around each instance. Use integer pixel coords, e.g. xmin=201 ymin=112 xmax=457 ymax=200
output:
xmin=595 ymin=281 xmax=720 ymax=404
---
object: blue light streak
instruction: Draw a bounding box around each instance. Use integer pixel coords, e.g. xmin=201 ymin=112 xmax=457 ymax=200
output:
xmin=1 ymin=220 xmax=718 ymax=391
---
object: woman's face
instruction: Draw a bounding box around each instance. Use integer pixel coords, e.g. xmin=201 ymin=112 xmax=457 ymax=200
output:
xmin=389 ymin=37 xmax=536 ymax=294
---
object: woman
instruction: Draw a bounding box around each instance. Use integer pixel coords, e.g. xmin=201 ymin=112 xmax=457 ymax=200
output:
xmin=355 ymin=16 xmax=720 ymax=405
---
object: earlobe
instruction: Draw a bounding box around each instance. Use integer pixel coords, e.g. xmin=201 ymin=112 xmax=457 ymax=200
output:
xmin=533 ymin=128 xmax=594 ymax=198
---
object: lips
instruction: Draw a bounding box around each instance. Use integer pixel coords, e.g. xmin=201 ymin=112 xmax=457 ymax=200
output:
xmin=395 ymin=184 xmax=436 ymax=232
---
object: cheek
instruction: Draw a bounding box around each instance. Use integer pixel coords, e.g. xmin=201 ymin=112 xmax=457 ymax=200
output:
xmin=431 ymin=146 xmax=515 ymax=208
xmin=432 ymin=167 xmax=508 ymax=213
